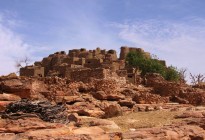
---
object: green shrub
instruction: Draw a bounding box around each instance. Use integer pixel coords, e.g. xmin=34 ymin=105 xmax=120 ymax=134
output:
xmin=165 ymin=66 xmax=180 ymax=81
xmin=126 ymin=51 xmax=180 ymax=81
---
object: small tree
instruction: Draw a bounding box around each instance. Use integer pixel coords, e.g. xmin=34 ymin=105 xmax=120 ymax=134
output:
xmin=179 ymin=68 xmax=187 ymax=83
xmin=15 ymin=56 xmax=31 ymax=73
xmin=190 ymin=73 xmax=205 ymax=85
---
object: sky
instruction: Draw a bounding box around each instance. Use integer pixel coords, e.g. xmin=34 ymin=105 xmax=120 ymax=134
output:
xmin=0 ymin=0 xmax=205 ymax=79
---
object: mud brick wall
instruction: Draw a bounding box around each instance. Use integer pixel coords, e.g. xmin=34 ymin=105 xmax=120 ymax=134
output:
xmin=41 ymin=57 xmax=52 ymax=75
xmin=20 ymin=67 xmax=34 ymax=77
xmin=53 ymin=65 xmax=68 ymax=77
xmin=84 ymin=59 xmax=103 ymax=68
xmin=120 ymin=46 xmax=151 ymax=60
xmin=70 ymin=68 xmax=108 ymax=82
xmin=20 ymin=66 xmax=44 ymax=77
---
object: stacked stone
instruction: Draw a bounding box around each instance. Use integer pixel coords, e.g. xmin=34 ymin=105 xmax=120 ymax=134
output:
xmin=94 ymin=79 xmax=118 ymax=94
xmin=132 ymin=92 xmax=169 ymax=104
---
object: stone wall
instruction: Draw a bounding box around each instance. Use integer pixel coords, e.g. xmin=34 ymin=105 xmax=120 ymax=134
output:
xmin=70 ymin=68 xmax=110 ymax=83
xmin=20 ymin=66 xmax=44 ymax=77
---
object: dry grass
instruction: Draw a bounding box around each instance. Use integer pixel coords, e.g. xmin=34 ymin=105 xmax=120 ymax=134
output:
xmin=109 ymin=110 xmax=183 ymax=132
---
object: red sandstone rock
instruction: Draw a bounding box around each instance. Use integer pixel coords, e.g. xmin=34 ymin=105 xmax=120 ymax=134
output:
xmin=67 ymin=113 xmax=79 ymax=122
xmin=176 ymin=111 xmax=204 ymax=118
xmin=178 ymin=90 xmax=205 ymax=105
xmin=0 ymin=79 xmax=31 ymax=98
xmin=132 ymin=92 xmax=169 ymax=104
xmin=145 ymin=73 xmax=181 ymax=96
xmin=73 ymin=126 xmax=105 ymax=135
xmin=103 ymin=103 xmax=122 ymax=118
xmin=94 ymin=79 xmax=118 ymax=94
xmin=0 ymin=133 xmax=17 ymax=140
xmin=92 ymin=91 xmax=107 ymax=100
xmin=107 ymin=94 xmax=125 ymax=101
xmin=118 ymin=99 xmax=135 ymax=108
xmin=0 ymin=93 xmax=21 ymax=101
xmin=120 ymin=88 xmax=136 ymax=97
xmin=55 ymin=95 xmax=84 ymax=104
xmin=77 ymin=108 xmax=105 ymax=118
xmin=73 ymin=126 xmax=116 ymax=140
xmin=0 ymin=117 xmax=59 ymax=133
xmin=20 ymin=127 xmax=72 ymax=139
xmin=0 ymin=101 xmax=13 ymax=111
xmin=170 ymin=95 xmax=189 ymax=104
xmin=55 ymin=90 xmax=66 ymax=96
xmin=122 ymin=124 xmax=205 ymax=140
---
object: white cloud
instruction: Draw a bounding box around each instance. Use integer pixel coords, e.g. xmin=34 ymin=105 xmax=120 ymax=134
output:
xmin=0 ymin=22 xmax=30 ymax=75
xmin=0 ymin=13 xmax=43 ymax=76
xmin=110 ymin=18 xmax=205 ymax=75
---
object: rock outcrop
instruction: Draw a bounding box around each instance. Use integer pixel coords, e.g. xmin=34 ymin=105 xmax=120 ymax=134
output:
xmin=1 ymin=51 xmax=205 ymax=139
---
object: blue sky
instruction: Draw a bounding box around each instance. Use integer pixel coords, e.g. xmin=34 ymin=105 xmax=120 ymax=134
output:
xmin=0 ymin=0 xmax=205 ymax=78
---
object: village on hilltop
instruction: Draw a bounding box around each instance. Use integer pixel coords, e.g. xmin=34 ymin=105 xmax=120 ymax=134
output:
xmin=20 ymin=46 xmax=166 ymax=84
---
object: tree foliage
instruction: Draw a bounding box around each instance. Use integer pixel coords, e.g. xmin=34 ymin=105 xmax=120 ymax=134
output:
xmin=165 ymin=66 xmax=180 ymax=81
xmin=126 ymin=51 xmax=180 ymax=81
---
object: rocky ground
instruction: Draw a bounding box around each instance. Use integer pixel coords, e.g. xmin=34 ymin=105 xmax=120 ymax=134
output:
xmin=1 ymin=73 xmax=205 ymax=140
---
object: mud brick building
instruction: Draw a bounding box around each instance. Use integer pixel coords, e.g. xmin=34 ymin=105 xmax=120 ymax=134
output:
xmin=20 ymin=46 xmax=166 ymax=84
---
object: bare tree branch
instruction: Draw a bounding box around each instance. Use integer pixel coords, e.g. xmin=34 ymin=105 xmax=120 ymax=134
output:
xmin=179 ymin=68 xmax=187 ymax=83
xmin=190 ymin=73 xmax=205 ymax=85
xmin=15 ymin=56 xmax=31 ymax=73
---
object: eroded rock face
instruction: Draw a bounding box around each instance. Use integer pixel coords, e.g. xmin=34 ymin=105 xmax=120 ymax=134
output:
xmin=145 ymin=73 xmax=181 ymax=97
xmin=0 ymin=78 xmax=31 ymax=98
xmin=1 ymin=73 xmax=205 ymax=139
xmin=178 ymin=89 xmax=205 ymax=105
xmin=145 ymin=73 xmax=205 ymax=105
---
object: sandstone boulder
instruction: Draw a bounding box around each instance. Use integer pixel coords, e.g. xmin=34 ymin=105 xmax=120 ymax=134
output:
xmin=92 ymin=91 xmax=107 ymax=100
xmin=118 ymin=99 xmax=135 ymax=108
xmin=0 ymin=101 xmax=12 ymax=111
xmin=170 ymin=95 xmax=189 ymax=104
xmin=104 ymin=103 xmax=122 ymax=118
xmin=107 ymin=94 xmax=125 ymax=101
xmin=77 ymin=108 xmax=105 ymax=118
xmin=0 ymin=79 xmax=31 ymax=98
xmin=120 ymin=88 xmax=136 ymax=97
xmin=0 ymin=93 xmax=21 ymax=101
xmin=175 ymin=111 xmax=204 ymax=118
xmin=55 ymin=95 xmax=84 ymax=104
